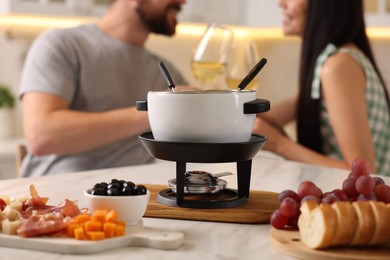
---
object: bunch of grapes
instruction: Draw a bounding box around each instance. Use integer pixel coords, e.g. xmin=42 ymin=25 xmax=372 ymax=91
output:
xmin=270 ymin=157 xmax=390 ymax=230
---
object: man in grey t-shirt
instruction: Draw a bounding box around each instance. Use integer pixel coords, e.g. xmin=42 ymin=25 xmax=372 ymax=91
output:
xmin=19 ymin=0 xmax=187 ymax=177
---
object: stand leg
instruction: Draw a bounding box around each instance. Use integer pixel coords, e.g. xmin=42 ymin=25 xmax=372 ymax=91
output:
xmin=237 ymin=160 xmax=252 ymax=198
xmin=176 ymin=161 xmax=186 ymax=205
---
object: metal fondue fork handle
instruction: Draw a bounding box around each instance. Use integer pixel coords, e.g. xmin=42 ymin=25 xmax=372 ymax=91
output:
xmin=158 ymin=61 xmax=176 ymax=91
xmin=212 ymin=172 xmax=233 ymax=178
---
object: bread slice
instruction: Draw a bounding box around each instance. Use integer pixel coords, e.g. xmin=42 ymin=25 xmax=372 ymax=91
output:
xmin=331 ymin=201 xmax=357 ymax=246
xmin=350 ymin=201 xmax=376 ymax=246
xmin=369 ymin=201 xmax=390 ymax=245
xmin=386 ymin=204 xmax=390 ymax=248
xmin=299 ymin=203 xmax=337 ymax=249
xmin=298 ymin=200 xmax=318 ymax=229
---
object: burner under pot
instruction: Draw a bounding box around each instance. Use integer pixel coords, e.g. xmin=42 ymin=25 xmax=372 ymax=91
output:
xmin=168 ymin=171 xmax=232 ymax=194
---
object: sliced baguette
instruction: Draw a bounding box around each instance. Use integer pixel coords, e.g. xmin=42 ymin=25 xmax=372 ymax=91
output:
xmin=369 ymin=201 xmax=390 ymax=245
xmin=331 ymin=201 xmax=357 ymax=246
xmin=350 ymin=201 xmax=376 ymax=246
xmin=297 ymin=200 xmax=318 ymax=229
xmin=386 ymin=204 xmax=390 ymax=248
xmin=385 ymin=203 xmax=390 ymax=248
xmin=299 ymin=203 xmax=337 ymax=249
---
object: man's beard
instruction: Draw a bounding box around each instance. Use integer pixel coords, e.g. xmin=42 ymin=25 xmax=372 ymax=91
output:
xmin=136 ymin=1 xmax=181 ymax=36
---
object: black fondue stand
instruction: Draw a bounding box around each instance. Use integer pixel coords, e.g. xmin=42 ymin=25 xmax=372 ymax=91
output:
xmin=138 ymin=60 xmax=270 ymax=209
xmin=139 ymin=132 xmax=267 ymax=209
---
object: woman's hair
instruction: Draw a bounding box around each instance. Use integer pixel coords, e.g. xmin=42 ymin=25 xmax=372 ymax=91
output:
xmin=297 ymin=0 xmax=389 ymax=153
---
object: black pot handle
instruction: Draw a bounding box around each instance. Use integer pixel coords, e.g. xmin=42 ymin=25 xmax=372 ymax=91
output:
xmin=136 ymin=101 xmax=148 ymax=111
xmin=243 ymin=99 xmax=270 ymax=114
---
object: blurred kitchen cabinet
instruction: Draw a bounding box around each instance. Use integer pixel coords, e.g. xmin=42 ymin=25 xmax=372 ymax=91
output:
xmin=180 ymin=0 xmax=390 ymax=27
xmin=179 ymin=0 xmax=281 ymax=27
xmin=0 ymin=0 xmax=282 ymax=27
xmin=0 ymin=0 xmax=389 ymax=27
xmin=364 ymin=0 xmax=390 ymax=26
xmin=0 ymin=154 xmax=16 ymax=180
xmin=0 ymin=0 xmax=108 ymax=16
xmin=179 ymin=0 xmax=246 ymax=26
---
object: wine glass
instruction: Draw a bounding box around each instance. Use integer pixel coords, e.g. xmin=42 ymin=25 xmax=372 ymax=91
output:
xmin=226 ymin=39 xmax=260 ymax=90
xmin=191 ymin=23 xmax=234 ymax=89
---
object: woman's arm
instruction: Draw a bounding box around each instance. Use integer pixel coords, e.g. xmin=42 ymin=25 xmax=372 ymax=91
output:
xmin=320 ymin=51 xmax=377 ymax=172
xmin=265 ymin=96 xmax=298 ymax=126
xmin=253 ymin=50 xmax=377 ymax=172
xmin=254 ymin=117 xmax=350 ymax=169
xmin=256 ymin=96 xmax=297 ymax=136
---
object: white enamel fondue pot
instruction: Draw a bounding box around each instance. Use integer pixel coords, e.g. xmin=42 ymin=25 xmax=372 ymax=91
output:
xmin=136 ymin=89 xmax=270 ymax=143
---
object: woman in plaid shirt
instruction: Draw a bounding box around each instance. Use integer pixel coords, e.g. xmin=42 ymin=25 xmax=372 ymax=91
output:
xmin=254 ymin=0 xmax=390 ymax=175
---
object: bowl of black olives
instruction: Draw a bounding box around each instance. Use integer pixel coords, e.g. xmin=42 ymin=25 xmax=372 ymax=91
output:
xmin=84 ymin=179 xmax=150 ymax=225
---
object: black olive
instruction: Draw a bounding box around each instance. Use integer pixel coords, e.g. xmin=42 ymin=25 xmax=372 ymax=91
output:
xmin=118 ymin=180 xmax=126 ymax=186
xmin=107 ymin=187 xmax=120 ymax=196
xmin=90 ymin=180 xmax=146 ymax=197
xmin=109 ymin=179 xmax=119 ymax=184
xmin=122 ymin=186 xmax=134 ymax=195
xmin=133 ymin=185 xmax=147 ymax=195
xmin=91 ymin=187 xmax=107 ymax=196
xmin=107 ymin=182 xmax=121 ymax=190
xmin=99 ymin=182 xmax=108 ymax=188
xmin=93 ymin=183 xmax=105 ymax=190
xmin=123 ymin=181 xmax=135 ymax=189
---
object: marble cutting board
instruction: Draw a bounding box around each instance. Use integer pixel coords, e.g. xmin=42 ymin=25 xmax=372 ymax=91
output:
xmin=0 ymin=220 xmax=184 ymax=254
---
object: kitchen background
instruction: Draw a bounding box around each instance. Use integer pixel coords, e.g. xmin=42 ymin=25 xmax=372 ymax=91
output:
xmin=0 ymin=0 xmax=389 ymax=179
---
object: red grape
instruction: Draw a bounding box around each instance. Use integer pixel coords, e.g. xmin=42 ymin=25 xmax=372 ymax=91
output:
xmin=342 ymin=177 xmax=359 ymax=198
xmin=372 ymin=177 xmax=385 ymax=187
xmin=331 ymin=189 xmax=348 ymax=201
xmin=298 ymin=181 xmax=323 ymax=199
xmin=355 ymin=175 xmax=375 ymax=195
xmin=277 ymin=189 xmax=301 ymax=204
xmin=287 ymin=215 xmax=299 ymax=229
xmin=348 ymin=196 xmax=358 ymax=202
xmin=270 ymin=157 xmax=386 ymax=232
xmin=0 ymin=198 xmax=6 ymax=211
xmin=350 ymin=157 xmax=370 ymax=178
xmin=374 ymin=184 xmax=390 ymax=203
xmin=21 ymin=201 xmax=29 ymax=211
xmin=270 ymin=209 xmax=289 ymax=229
xmin=279 ymin=197 xmax=300 ymax=218
xmin=321 ymin=193 xmax=340 ymax=204
xmin=301 ymin=195 xmax=320 ymax=204
xmin=357 ymin=192 xmax=377 ymax=201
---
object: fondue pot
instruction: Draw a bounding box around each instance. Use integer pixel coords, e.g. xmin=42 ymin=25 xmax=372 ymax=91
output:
xmin=136 ymin=89 xmax=270 ymax=143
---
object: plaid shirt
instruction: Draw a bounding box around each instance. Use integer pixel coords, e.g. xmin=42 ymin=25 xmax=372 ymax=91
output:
xmin=311 ymin=43 xmax=390 ymax=176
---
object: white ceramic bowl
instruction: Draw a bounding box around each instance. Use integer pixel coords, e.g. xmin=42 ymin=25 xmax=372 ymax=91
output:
xmin=136 ymin=90 xmax=270 ymax=143
xmin=84 ymin=189 xmax=150 ymax=225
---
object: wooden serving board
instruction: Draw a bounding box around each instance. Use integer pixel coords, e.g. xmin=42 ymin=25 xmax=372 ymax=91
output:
xmin=144 ymin=184 xmax=279 ymax=224
xmin=0 ymin=221 xmax=183 ymax=254
xmin=269 ymin=227 xmax=390 ymax=260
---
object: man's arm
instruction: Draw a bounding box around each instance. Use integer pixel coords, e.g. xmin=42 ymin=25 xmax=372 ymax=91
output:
xmin=23 ymin=92 xmax=150 ymax=156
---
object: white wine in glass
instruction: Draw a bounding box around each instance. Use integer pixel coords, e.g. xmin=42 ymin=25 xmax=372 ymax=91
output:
xmin=226 ymin=40 xmax=260 ymax=90
xmin=191 ymin=61 xmax=226 ymax=85
xmin=191 ymin=23 xmax=234 ymax=89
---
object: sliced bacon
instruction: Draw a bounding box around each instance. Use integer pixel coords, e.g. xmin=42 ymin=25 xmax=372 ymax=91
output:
xmin=19 ymin=205 xmax=56 ymax=219
xmin=17 ymin=215 xmax=72 ymax=238
xmin=19 ymin=185 xmax=82 ymax=220
xmin=14 ymin=184 xmax=84 ymax=238
xmin=27 ymin=184 xmax=49 ymax=207
xmin=53 ymin=199 xmax=82 ymax=218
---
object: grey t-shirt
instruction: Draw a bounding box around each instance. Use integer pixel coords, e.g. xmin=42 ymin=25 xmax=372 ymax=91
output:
xmin=19 ymin=23 xmax=187 ymax=177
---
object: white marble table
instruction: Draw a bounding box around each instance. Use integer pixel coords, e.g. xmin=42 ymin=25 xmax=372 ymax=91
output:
xmin=0 ymin=151 xmax=372 ymax=260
